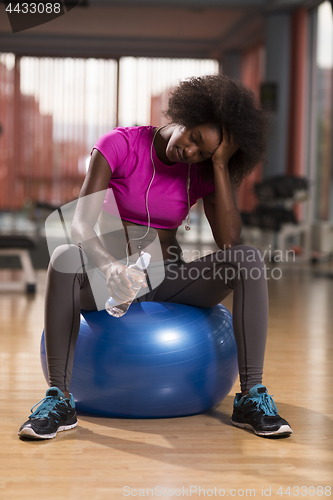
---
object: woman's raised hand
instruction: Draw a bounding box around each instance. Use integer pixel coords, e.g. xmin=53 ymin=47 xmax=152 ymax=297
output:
xmin=212 ymin=125 xmax=239 ymax=167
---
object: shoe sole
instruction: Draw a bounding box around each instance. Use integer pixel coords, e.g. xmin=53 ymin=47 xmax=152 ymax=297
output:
xmin=18 ymin=421 xmax=78 ymax=440
xmin=231 ymin=419 xmax=293 ymax=437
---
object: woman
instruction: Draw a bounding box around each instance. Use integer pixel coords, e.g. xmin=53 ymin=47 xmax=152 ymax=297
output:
xmin=18 ymin=75 xmax=292 ymax=440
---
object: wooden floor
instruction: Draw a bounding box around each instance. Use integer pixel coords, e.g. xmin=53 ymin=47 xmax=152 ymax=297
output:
xmin=0 ymin=262 xmax=332 ymax=500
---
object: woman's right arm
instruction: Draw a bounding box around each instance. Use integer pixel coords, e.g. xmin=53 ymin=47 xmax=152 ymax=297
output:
xmin=71 ymin=148 xmax=114 ymax=269
xmin=71 ymin=149 xmax=140 ymax=301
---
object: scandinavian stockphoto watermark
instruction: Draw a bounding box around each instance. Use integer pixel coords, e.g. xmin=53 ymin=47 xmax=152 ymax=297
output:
xmin=4 ymin=0 xmax=83 ymax=34
xmin=123 ymin=485 xmax=258 ymax=497
xmin=44 ymin=190 xmax=294 ymax=311
xmin=168 ymin=245 xmax=296 ymax=265
xmin=122 ymin=485 xmax=332 ymax=497
xmin=165 ymin=244 xmax=295 ymax=282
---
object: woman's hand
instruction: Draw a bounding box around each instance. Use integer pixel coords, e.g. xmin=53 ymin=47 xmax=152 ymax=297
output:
xmin=105 ymin=262 xmax=147 ymax=302
xmin=212 ymin=125 xmax=239 ymax=167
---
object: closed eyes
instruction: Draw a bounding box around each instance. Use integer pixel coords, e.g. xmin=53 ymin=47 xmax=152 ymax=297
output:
xmin=190 ymin=133 xmax=207 ymax=160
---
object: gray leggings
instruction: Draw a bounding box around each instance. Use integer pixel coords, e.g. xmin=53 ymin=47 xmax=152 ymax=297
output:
xmin=45 ymin=244 xmax=268 ymax=393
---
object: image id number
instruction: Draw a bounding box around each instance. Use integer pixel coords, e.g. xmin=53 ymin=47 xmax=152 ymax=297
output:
xmin=277 ymin=486 xmax=331 ymax=496
xmin=5 ymin=2 xmax=61 ymax=14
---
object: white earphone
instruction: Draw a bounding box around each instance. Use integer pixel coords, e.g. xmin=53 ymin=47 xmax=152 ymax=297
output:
xmin=184 ymin=163 xmax=191 ymax=231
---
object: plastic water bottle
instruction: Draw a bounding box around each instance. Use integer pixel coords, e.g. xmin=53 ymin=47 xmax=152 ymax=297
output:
xmin=105 ymin=252 xmax=151 ymax=318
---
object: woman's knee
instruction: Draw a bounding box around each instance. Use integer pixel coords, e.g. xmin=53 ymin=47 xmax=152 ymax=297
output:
xmin=49 ymin=244 xmax=87 ymax=275
xmin=214 ymin=244 xmax=266 ymax=285
xmin=233 ymin=244 xmax=264 ymax=262
xmin=217 ymin=244 xmax=264 ymax=266
xmin=232 ymin=245 xmax=267 ymax=286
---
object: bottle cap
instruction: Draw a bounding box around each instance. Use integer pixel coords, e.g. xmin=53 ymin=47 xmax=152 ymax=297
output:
xmin=136 ymin=252 xmax=151 ymax=270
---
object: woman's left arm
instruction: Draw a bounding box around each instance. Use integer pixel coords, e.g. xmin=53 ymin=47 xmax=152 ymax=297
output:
xmin=203 ymin=125 xmax=242 ymax=249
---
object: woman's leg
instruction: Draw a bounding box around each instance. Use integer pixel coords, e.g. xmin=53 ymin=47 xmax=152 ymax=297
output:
xmin=44 ymin=244 xmax=97 ymax=393
xmin=152 ymin=245 xmax=292 ymax=437
xmin=152 ymin=244 xmax=268 ymax=393
xmin=18 ymin=244 xmax=97 ymax=439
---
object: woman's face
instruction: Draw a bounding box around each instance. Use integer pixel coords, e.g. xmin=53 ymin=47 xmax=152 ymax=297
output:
xmin=165 ymin=123 xmax=221 ymax=164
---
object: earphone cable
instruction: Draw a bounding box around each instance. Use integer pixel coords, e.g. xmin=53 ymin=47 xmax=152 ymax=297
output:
xmin=185 ymin=163 xmax=192 ymax=231
xmin=124 ymin=126 xmax=160 ymax=266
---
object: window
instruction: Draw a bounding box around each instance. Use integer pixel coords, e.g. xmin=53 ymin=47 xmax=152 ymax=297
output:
xmin=315 ymin=1 xmax=333 ymax=221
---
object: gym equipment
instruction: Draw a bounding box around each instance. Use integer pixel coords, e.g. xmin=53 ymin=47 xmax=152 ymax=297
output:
xmin=40 ymin=301 xmax=238 ymax=418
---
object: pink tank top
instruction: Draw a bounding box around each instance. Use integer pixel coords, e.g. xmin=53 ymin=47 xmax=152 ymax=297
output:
xmin=92 ymin=126 xmax=215 ymax=229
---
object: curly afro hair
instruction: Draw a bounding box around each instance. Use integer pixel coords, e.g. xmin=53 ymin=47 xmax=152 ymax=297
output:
xmin=164 ymin=74 xmax=270 ymax=188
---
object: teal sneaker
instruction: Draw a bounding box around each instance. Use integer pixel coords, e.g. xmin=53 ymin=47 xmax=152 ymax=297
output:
xmin=231 ymin=384 xmax=293 ymax=437
xmin=18 ymin=387 xmax=77 ymax=440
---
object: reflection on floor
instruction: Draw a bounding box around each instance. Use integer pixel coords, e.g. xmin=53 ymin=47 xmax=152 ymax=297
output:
xmin=0 ymin=257 xmax=332 ymax=500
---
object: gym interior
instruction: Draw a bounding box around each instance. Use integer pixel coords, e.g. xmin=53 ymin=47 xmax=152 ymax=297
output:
xmin=0 ymin=0 xmax=332 ymax=498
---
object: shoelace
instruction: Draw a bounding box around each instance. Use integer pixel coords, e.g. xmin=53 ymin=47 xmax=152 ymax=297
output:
xmin=29 ymin=395 xmax=65 ymax=419
xmin=248 ymin=392 xmax=278 ymax=416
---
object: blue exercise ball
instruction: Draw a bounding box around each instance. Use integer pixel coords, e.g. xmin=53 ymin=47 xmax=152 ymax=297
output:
xmin=40 ymin=302 xmax=238 ymax=418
